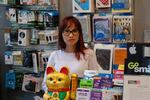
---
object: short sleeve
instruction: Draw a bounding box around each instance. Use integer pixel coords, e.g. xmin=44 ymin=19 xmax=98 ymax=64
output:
xmin=46 ymin=51 xmax=56 ymax=67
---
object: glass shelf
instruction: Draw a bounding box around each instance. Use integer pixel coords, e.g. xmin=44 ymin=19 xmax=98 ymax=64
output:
xmin=8 ymin=22 xmax=58 ymax=30
xmin=6 ymin=42 xmax=58 ymax=51
xmin=11 ymin=22 xmax=36 ymax=29
xmin=7 ymin=4 xmax=58 ymax=11
xmin=12 ymin=66 xmax=34 ymax=73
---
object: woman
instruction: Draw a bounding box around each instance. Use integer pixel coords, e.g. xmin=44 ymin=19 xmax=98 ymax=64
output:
xmin=42 ymin=16 xmax=99 ymax=91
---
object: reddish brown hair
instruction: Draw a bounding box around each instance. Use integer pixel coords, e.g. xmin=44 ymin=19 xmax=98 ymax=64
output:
xmin=58 ymin=16 xmax=87 ymax=60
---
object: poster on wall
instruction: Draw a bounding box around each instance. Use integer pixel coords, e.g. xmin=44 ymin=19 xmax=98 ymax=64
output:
xmin=123 ymin=75 xmax=150 ymax=100
xmin=93 ymin=15 xmax=112 ymax=43
xmin=113 ymin=15 xmax=134 ymax=43
xmin=112 ymin=0 xmax=134 ymax=13
xmin=96 ymin=0 xmax=111 ymax=8
xmin=72 ymin=0 xmax=94 ymax=13
xmin=74 ymin=15 xmax=91 ymax=42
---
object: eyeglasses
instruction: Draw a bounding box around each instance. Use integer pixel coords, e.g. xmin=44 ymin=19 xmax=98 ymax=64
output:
xmin=63 ymin=29 xmax=79 ymax=36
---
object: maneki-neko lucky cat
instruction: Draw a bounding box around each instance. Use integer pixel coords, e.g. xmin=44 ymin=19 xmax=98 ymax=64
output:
xmin=43 ymin=66 xmax=70 ymax=100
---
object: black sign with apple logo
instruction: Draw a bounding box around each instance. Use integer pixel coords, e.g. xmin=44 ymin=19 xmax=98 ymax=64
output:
xmin=127 ymin=43 xmax=143 ymax=59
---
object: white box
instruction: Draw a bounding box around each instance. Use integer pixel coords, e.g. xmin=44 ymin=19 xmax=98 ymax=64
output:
xmin=18 ymin=10 xmax=29 ymax=24
xmin=144 ymin=30 xmax=150 ymax=43
xmin=5 ymin=51 xmax=13 ymax=64
xmin=38 ymin=30 xmax=48 ymax=45
xmin=4 ymin=32 xmax=11 ymax=46
xmin=8 ymin=8 xmax=17 ymax=22
xmin=94 ymin=43 xmax=115 ymax=74
xmin=76 ymin=88 xmax=91 ymax=100
xmin=123 ymin=75 xmax=150 ymax=100
xmin=18 ymin=29 xmax=30 ymax=46
xmin=45 ymin=30 xmax=58 ymax=43
xmin=22 ymin=74 xmax=43 ymax=93
xmin=12 ymin=51 xmax=23 ymax=66
xmin=102 ymin=88 xmax=123 ymax=100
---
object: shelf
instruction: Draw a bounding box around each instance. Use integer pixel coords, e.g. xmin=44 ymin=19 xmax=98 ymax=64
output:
xmin=5 ymin=42 xmax=58 ymax=51
xmin=3 ymin=0 xmax=59 ymax=77
xmin=3 ymin=22 xmax=58 ymax=30
xmin=10 ymin=22 xmax=36 ymax=29
xmin=12 ymin=66 xmax=34 ymax=73
xmin=6 ymin=4 xmax=58 ymax=11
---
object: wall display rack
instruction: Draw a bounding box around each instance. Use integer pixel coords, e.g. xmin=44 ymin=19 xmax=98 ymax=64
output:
xmin=71 ymin=0 xmax=135 ymax=99
xmin=1 ymin=0 xmax=59 ymax=94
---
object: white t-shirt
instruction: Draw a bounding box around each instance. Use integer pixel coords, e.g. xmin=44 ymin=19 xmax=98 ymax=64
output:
xmin=42 ymin=49 xmax=99 ymax=91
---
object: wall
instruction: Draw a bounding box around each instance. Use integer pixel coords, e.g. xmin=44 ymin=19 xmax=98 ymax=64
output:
xmin=59 ymin=0 xmax=72 ymax=21
xmin=134 ymin=0 xmax=150 ymax=42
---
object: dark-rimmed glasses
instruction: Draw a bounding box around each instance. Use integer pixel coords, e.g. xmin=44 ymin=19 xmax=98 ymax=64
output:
xmin=63 ymin=29 xmax=79 ymax=36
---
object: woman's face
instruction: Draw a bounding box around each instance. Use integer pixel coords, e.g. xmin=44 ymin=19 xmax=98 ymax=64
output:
xmin=62 ymin=23 xmax=79 ymax=48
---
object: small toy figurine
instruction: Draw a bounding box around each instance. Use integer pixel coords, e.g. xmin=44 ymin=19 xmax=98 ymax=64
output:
xmin=43 ymin=66 xmax=70 ymax=100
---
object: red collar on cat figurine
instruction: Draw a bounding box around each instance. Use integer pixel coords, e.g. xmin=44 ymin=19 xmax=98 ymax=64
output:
xmin=48 ymin=88 xmax=70 ymax=92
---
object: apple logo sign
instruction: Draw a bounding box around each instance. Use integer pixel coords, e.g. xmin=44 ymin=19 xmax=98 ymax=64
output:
xmin=129 ymin=44 xmax=136 ymax=54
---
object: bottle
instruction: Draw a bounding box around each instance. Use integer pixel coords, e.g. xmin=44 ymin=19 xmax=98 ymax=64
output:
xmin=70 ymin=73 xmax=78 ymax=100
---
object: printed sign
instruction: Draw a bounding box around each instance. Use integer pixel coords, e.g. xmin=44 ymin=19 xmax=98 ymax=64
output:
xmin=125 ymin=58 xmax=150 ymax=75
